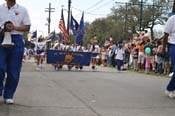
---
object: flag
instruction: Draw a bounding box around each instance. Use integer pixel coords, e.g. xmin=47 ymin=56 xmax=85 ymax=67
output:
xmin=27 ymin=33 xmax=32 ymax=41
xmin=31 ymin=30 xmax=37 ymax=38
xmin=55 ymin=35 xmax=60 ymax=40
xmin=45 ymin=31 xmax=56 ymax=42
xmin=29 ymin=30 xmax=37 ymax=41
xmin=76 ymin=12 xmax=84 ymax=44
xmin=59 ymin=9 xmax=68 ymax=41
xmin=70 ymin=13 xmax=79 ymax=36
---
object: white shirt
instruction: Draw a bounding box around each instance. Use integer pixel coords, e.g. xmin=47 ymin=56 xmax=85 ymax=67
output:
xmin=34 ymin=41 xmax=46 ymax=51
xmin=77 ymin=46 xmax=85 ymax=52
xmin=90 ymin=44 xmax=100 ymax=53
xmin=0 ymin=3 xmax=31 ymax=35
xmin=52 ymin=43 xmax=59 ymax=50
xmin=60 ymin=43 xmax=65 ymax=50
xmin=115 ymin=48 xmax=124 ymax=60
xmin=52 ymin=43 xmax=65 ymax=50
xmin=65 ymin=45 xmax=74 ymax=51
xmin=164 ymin=15 xmax=175 ymax=45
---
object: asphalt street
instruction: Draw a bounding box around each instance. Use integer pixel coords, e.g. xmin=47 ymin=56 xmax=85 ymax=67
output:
xmin=0 ymin=60 xmax=175 ymax=116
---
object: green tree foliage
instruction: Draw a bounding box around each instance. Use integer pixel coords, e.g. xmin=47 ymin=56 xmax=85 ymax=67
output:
xmin=84 ymin=18 xmax=115 ymax=46
xmin=84 ymin=0 xmax=170 ymax=46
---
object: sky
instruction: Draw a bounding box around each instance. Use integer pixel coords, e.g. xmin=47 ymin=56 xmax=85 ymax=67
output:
xmin=0 ymin=0 xmax=129 ymax=36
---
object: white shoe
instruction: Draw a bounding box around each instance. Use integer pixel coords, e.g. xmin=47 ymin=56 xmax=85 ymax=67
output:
xmin=165 ymin=90 xmax=169 ymax=95
xmin=39 ymin=64 xmax=44 ymax=69
xmin=5 ymin=99 xmax=14 ymax=104
xmin=165 ymin=90 xmax=175 ymax=98
xmin=169 ymin=72 xmax=174 ymax=77
xmin=168 ymin=92 xmax=175 ymax=98
xmin=36 ymin=66 xmax=41 ymax=71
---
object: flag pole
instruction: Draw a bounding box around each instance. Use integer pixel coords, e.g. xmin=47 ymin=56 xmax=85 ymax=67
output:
xmin=67 ymin=0 xmax=71 ymax=41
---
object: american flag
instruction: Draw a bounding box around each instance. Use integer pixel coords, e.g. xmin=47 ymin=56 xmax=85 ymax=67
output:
xmin=59 ymin=9 xmax=68 ymax=41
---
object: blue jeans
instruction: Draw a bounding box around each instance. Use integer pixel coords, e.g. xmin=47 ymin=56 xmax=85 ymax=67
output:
xmin=157 ymin=63 xmax=163 ymax=74
xmin=167 ymin=44 xmax=175 ymax=91
xmin=0 ymin=35 xmax=24 ymax=99
xmin=116 ymin=59 xmax=123 ymax=71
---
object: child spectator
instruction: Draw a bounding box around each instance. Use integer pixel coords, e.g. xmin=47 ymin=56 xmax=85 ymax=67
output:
xmin=163 ymin=47 xmax=170 ymax=75
xmin=145 ymin=47 xmax=151 ymax=74
xmin=132 ymin=47 xmax=139 ymax=71
xmin=156 ymin=40 xmax=163 ymax=74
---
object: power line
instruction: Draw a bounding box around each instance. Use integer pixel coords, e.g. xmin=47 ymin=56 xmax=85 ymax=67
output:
xmin=72 ymin=6 xmax=106 ymax=16
xmin=71 ymin=0 xmax=115 ymax=16
xmin=53 ymin=0 xmax=62 ymax=10
xmin=88 ymin=0 xmax=114 ymax=13
xmin=85 ymin=0 xmax=105 ymax=11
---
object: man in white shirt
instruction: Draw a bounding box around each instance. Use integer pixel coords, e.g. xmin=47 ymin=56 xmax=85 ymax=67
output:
xmin=162 ymin=14 xmax=175 ymax=98
xmin=0 ymin=0 xmax=31 ymax=104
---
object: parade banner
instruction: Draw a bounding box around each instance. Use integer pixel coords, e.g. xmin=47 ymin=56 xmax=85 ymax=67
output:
xmin=47 ymin=50 xmax=96 ymax=66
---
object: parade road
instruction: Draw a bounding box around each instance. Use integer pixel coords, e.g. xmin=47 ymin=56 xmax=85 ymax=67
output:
xmin=0 ymin=60 xmax=175 ymax=116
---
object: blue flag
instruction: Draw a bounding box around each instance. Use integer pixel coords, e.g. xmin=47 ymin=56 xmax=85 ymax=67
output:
xmin=76 ymin=12 xmax=84 ymax=44
xmin=31 ymin=30 xmax=37 ymax=41
xmin=70 ymin=14 xmax=79 ymax=36
xmin=55 ymin=35 xmax=60 ymax=40
xmin=46 ymin=31 xmax=56 ymax=42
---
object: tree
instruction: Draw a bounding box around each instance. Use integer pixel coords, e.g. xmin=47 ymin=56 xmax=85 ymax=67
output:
xmin=84 ymin=0 xmax=171 ymax=46
xmin=84 ymin=18 xmax=116 ymax=46
xmin=110 ymin=0 xmax=169 ymax=40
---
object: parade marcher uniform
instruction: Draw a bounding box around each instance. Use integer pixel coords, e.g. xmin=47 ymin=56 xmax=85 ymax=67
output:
xmin=163 ymin=15 xmax=175 ymax=98
xmin=0 ymin=0 xmax=31 ymax=103
xmin=33 ymin=39 xmax=47 ymax=70
xmin=90 ymin=43 xmax=100 ymax=70
xmin=76 ymin=45 xmax=85 ymax=70
xmin=52 ymin=42 xmax=65 ymax=70
xmin=53 ymin=42 xmax=65 ymax=50
xmin=34 ymin=40 xmax=46 ymax=56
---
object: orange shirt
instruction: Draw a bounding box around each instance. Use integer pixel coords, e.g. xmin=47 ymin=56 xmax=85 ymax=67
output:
xmin=138 ymin=44 xmax=144 ymax=52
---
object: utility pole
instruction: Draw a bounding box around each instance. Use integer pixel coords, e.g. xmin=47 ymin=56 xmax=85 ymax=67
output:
xmin=139 ymin=0 xmax=144 ymax=31
xmin=124 ymin=3 xmax=128 ymax=40
xmin=115 ymin=1 xmax=144 ymax=32
xmin=45 ymin=3 xmax=55 ymax=34
xmin=45 ymin=3 xmax=55 ymax=49
xmin=151 ymin=0 xmax=155 ymax=40
xmin=115 ymin=1 xmax=129 ymax=40
xmin=67 ymin=0 xmax=71 ymax=39
xmin=173 ymin=0 xmax=175 ymax=13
